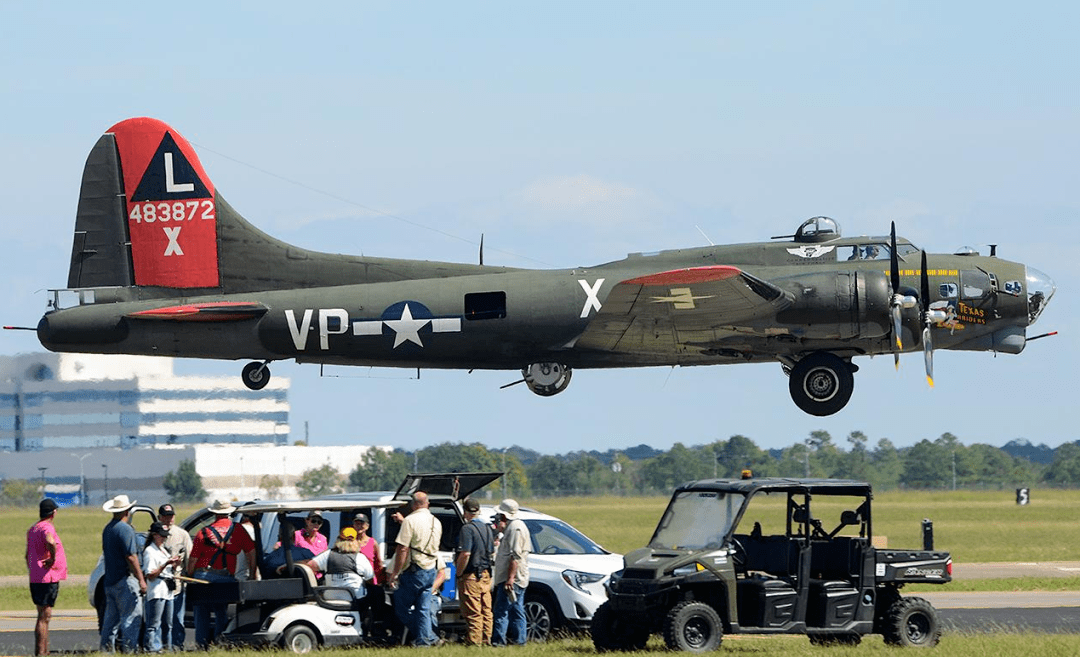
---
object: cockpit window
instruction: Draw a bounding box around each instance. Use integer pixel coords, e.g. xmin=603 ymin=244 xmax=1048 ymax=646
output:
xmin=961 ymin=270 xmax=992 ymax=300
xmin=842 ymin=244 xmax=888 ymax=261
xmin=839 ymin=243 xmax=918 ymax=262
xmin=939 ymin=283 xmax=958 ymax=299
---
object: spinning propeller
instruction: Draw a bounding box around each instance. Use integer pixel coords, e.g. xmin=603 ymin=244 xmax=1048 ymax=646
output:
xmin=889 ymin=223 xmax=952 ymax=387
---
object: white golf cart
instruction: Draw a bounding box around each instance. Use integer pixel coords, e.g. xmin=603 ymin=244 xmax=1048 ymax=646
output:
xmin=183 ymin=472 xmax=503 ymax=652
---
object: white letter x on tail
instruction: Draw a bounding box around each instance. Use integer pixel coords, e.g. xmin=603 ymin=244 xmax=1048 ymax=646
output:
xmin=163 ymin=226 xmax=184 ymax=256
xmin=578 ymin=278 xmax=605 ymax=318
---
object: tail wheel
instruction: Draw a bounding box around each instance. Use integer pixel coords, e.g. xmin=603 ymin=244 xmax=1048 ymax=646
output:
xmin=788 ymin=352 xmax=854 ymax=416
xmin=663 ymin=601 xmax=723 ymax=653
xmin=242 ymin=361 xmax=271 ymax=390
xmin=881 ymin=596 xmax=941 ymax=647
xmin=281 ymin=624 xmax=319 ymax=654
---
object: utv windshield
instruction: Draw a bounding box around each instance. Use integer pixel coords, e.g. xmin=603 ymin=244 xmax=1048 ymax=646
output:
xmin=649 ymin=490 xmax=746 ymax=550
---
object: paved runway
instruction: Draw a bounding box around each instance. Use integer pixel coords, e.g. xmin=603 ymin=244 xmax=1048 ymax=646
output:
xmin=1 ymin=562 xmax=1077 ymax=655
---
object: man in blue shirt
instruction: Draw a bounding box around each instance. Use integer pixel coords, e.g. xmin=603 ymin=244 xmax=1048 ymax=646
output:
xmin=100 ymin=495 xmax=147 ymax=653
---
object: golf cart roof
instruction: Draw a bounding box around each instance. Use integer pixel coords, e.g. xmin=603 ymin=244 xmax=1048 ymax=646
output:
xmin=675 ymin=478 xmax=872 ymax=497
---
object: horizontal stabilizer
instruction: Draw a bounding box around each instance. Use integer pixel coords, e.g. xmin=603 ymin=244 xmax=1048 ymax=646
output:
xmin=126 ymin=301 xmax=268 ymax=322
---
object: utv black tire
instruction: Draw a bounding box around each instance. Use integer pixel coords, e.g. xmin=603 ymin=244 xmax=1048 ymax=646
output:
xmin=591 ymin=602 xmax=648 ymax=652
xmin=281 ymin=624 xmax=319 ymax=654
xmin=881 ymin=596 xmax=941 ymax=647
xmin=242 ymin=361 xmax=270 ymax=390
xmin=809 ymin=633 xmax=862 ymax=646
xmin=663 ymin=601 xmax=723 ymax=653
xmin=788 ymin=352 xmax=854 ymax=416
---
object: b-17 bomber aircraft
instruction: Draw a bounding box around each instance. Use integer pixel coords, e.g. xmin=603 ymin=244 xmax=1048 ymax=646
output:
xmin=28 ymin=118 xmax=1056 ymax=416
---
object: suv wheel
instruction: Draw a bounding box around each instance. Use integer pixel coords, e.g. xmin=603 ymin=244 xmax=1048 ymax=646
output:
xmin=663 ymin=601 xmax=723 ymax=652
xmin=524 ymin=590 xmax=558 ymax=641
xmin=881 ymin=596 xmax=941 ymax=647
xmin=591 ymin=602 xmax=648 ymax=652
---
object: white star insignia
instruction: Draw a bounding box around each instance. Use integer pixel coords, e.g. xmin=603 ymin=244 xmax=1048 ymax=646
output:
xmin=384 ymin=303 xmax=431 ymax=348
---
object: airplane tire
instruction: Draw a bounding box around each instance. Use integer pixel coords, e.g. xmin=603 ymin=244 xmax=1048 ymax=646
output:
xmin=788 ymin=352 xmax=854 ymax=416
xmin=242 ymin=361 xmax=270 ymax=390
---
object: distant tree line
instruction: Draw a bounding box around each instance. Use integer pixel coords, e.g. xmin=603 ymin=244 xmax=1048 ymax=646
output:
xmin=329 ymin=433 xmax=1080 ymax=498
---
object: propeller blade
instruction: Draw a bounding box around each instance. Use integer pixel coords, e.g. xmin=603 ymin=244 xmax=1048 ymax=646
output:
xmin=892 ymin=304 xmax=903 ymax=352
xmin=923 ymin=325 xmax=934 ymax=387
xmin=920 ymin=250 xmax=931 ymax=312
xmin=890 ymin=222 xmax=900 ymax=293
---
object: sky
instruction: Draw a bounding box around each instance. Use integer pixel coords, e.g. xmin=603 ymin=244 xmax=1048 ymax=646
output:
xmin=1 ymin=2 xmax=1077 ymax=455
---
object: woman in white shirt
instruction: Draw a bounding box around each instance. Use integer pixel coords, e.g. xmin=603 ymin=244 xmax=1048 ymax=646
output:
xmin=142 ymin=522 xmax=180 ymax=653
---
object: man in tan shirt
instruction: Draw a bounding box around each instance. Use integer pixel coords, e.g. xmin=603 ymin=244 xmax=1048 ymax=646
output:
xmin=386 ymin=491 xmax=442 ymax=646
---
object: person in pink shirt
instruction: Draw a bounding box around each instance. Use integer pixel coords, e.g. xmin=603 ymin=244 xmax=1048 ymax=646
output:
xmin=294 ymin=511 xmax=329 ymax=555
xmin=26 ymin=498 xmax=67 ymax=656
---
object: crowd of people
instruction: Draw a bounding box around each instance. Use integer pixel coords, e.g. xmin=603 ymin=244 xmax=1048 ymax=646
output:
xmin=25 ymin=491 xmax=532 ymax=652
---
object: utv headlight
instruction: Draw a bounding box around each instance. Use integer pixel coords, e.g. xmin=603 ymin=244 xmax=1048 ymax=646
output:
xmin=562 ymin=569 xmax=605 ymax=593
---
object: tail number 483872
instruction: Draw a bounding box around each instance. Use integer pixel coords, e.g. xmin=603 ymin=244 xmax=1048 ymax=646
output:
xmin=129 ymin=200 xmax=215 ymax=223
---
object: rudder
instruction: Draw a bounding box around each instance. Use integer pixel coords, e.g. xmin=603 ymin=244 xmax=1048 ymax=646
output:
xmin=68 ymin=117 xmax=221 ymax=290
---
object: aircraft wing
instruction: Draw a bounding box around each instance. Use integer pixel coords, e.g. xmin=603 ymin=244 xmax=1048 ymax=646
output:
xmin=575 ymin=265 xmax=794 ymax=353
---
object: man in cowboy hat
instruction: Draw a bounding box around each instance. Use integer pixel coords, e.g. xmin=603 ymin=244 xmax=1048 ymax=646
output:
xmin=492 ymin=499 xmax=530 ymax=646
xmin=99 ymin=494 xmax=147 ymax=653
xmin=187 ymin=499 xmax=256 ymax=648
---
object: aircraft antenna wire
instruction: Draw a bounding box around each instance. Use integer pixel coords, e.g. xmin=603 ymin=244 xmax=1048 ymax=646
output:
xmin=191 ymin=142 xmax=554 ymax=267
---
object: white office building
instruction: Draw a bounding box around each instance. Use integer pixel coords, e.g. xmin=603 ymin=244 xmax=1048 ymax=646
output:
xmin=0 ymin=352 xmax=289 ymax=451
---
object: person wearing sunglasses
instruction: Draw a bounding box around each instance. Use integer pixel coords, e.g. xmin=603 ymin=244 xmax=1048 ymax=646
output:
xmin=294 ymin=511 xmax=328 ymax=556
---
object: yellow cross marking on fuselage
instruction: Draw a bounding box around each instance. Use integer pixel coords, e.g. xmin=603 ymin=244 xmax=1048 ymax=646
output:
xmin=649 ymin=287 xmax=714 ymax=310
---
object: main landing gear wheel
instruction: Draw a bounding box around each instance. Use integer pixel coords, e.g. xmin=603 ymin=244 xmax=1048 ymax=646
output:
xmin=523 ymin=362 xmax=572 ymax=396
xmin=788 ymin=352 xmax=854 ymax=416
xmin=242 ymin=361 xmax=271 ymax=390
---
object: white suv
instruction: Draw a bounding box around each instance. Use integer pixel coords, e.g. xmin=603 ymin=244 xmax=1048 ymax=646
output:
xmin=480 ymin=504 xmax=623 ymax=640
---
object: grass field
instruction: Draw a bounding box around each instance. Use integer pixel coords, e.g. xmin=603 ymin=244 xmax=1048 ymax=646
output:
xmin=192 ymin=634 xmax=1080 ymax=656
xmin=4 ymin=489 xmax=1079 ymax=613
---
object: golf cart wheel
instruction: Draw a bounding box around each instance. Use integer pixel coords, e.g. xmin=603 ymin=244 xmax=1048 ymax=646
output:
xmin=882 ymin=596 xmax=941 ymax=647
xmin=282 ymin=624 xmax=319 ymax=654
xmin=591 ymin=602 xmax=649 ymax=652
xmin=663 ymin=600 xmax=723 ymax=652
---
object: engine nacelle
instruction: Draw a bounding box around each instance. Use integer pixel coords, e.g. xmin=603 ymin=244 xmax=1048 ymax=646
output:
xmin=774 ymin=271 xmax=892 ymax=340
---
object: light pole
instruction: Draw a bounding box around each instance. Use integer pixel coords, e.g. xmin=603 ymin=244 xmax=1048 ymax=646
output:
xmin=38 ymin=467 xmax=47 ymax=494
xmin=102 ymin=464 xmax=109 ymax=501
xmin=71 ymin=453 xmax=92 ymax=505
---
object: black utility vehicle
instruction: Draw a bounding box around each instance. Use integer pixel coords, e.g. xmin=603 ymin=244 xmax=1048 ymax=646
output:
xmin=592 ymin=478 xmax=951 ymax=652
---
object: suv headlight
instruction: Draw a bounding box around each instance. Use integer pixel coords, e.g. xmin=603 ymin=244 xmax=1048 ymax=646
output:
xmin=561 ymin=569 xmax=605 ymax=593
